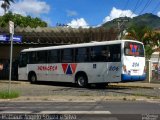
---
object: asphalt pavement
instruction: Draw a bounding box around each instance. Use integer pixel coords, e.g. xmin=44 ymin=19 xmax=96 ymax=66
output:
xmin=0 ymin=101 xmax=160 ymax=120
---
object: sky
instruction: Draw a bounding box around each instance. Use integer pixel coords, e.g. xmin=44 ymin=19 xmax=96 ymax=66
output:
xmin=0 ymin=0 xmax=160 ymax=28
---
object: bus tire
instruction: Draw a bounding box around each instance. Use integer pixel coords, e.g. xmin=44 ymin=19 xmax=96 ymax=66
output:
xmin=76 ymin=74 xmax=88 ymax=88
xmin=29 ymin=72 xmax=37 ymax=84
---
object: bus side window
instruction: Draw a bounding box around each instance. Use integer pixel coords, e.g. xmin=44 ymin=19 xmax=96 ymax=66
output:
xmin=19 ymin=53 xmax=28 ymax=67
xmin=48 ymin=50 xmax=60 ymax=63
xmin=90 ymin=47 xmax=96 ymax=61
xmin=61 ymin=49 xmax=74 ymax=63
xmin=91 ymin=46 xmax=111 ymax=62
xmin=101 ymin=46 xmax=110 ymax=62
xmin=28 ymin=52 xmax=36 ymax=64
xmin=36 ymin=51 xmax=47 ymax=63
xmin=110 ymin=44 xmax=121 ymax=62
xmin=75 ymin=47 xmax=89 ymax=62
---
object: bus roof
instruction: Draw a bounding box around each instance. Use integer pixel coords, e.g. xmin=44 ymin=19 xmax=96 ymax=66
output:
xmin=21 ymin=39 xmax=143 ymax=52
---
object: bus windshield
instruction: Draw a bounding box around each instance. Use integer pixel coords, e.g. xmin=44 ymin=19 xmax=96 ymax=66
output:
xmin=124 ymin=42 xmax=144 ymax=57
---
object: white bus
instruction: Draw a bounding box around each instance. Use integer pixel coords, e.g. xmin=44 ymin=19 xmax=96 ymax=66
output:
xmin=18 ymin=40 xmax=146 ymax=87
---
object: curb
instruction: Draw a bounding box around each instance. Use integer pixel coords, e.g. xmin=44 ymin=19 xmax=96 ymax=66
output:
xmin=0 ymin=80 xmax=29 ymax=84
xmin=110 ymin=83 xmax=160 ymax=89
xmin=0 ymin=80 xmax=159 ymax=88
xmin=110 ymin=84 xmax=153 ymax=89
xmin=1 ymin=95 xmax=160 ymax=103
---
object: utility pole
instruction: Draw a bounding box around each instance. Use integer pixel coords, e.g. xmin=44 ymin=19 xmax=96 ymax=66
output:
xmin=113 ymin=18 xmax=129 ymax=39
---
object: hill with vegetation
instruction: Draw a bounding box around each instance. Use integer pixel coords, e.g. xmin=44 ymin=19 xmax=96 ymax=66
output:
xmin=102 ymin=13 xmax=160 ymax=30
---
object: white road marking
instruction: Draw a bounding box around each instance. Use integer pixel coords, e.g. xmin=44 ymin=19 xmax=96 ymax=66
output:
xmin=40 ymin=111 xmax=111 ymax=114
xmin=0 ymin=106 xmax=90 ymax=109
xmin=0 ymin=111 xmax=111 ymax=114
xmin=0 ymin=111 xmax=32 ymax=114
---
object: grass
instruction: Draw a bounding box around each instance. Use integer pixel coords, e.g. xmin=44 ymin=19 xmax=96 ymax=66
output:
xmin=134 ymin=93 xmax=146 ymax=97
xmin=0 ymin=91 xmax=20 ymax=99
xmin=134 ymin=92 xmax=160 ymax=99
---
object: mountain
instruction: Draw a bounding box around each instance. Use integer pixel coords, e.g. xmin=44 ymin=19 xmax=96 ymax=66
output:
xmin=102 ymin=13 xmax=160 ymax=30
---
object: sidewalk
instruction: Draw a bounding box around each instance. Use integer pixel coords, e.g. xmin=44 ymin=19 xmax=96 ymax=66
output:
xmin=0 ymin=80 xmax=160 ymax=102
xmin=0 ymin=80 xmax=160 ymax=88
xmin=111 ymin=82 xmax=160 ymax=89
xmin=0 ymin=80 xmax=29 ymax=84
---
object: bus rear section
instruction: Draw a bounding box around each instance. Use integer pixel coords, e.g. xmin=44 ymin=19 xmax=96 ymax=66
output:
xmin=121 ymin=41 xmax=146 ymax=82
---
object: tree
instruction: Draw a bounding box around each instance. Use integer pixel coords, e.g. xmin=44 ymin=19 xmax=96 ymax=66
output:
xmin=125 ymin=25 xmax=160 ymax=59
xmin=0 ymin=12 xmax=48 ymax=28
xmin=1 ymin=0 xmax=14 ymax=14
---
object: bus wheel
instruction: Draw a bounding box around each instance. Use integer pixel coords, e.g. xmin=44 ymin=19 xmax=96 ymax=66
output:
xmin=76 ymin=74 xmax=88 ymax=88
xmin=29 ymin=73 xmax=37 ymax=84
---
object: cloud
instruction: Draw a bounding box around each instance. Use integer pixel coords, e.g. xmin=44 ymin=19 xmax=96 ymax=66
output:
xmin=67 ymin=18 xmax=89 ymax=28
xmin=157 ymin=12 xmax=160 ymax=17
xmin=10 ymin=0 xmax=50 ymax=16
xmin=103 ymin=7 xmax=137 ymax=23
xmin=66 ymin=10 xmax=78 ymax=17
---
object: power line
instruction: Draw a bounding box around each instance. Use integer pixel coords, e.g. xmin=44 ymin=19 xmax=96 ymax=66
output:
xmin=133 ymin=0 xmax=144 ymax=13
xmin=119 ymin=0 xmax=130 ymax=17
xmin=123 ymin=0 xmax=130 ymax=10
xmin=129 ymin=0 xmax=146 ymax=19
xmin=132 ymin=0 xmax=141 ymax=14
xmin=152 ymin=1 xmax=160 ymax=13
xmin=138 ymin=0 xmax=152 ymax=15
xmin=129 ymin=0 xmax=141 ymax=18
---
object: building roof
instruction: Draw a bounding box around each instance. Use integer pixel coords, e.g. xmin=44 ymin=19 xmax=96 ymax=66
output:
xmin=0 ymin=26 xmax=118 ymax=45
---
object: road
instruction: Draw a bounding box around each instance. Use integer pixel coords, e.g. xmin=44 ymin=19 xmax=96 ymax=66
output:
xmin=0 ymin=101 xmax=160 ymax=120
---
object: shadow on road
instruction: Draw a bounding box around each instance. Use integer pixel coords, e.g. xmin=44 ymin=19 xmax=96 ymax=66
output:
xmin=33 ymin=81 xmax=130 ymax=90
